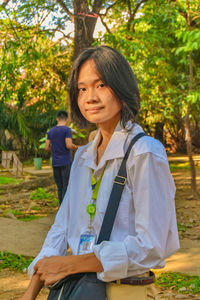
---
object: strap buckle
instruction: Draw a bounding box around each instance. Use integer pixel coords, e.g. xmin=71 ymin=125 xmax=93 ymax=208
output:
xmin=113 ymin=175 xmax=126 ymax=185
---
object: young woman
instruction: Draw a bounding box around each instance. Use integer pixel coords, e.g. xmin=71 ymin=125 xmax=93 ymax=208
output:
xmin=20 ymin=46 xmax=179 ymax=300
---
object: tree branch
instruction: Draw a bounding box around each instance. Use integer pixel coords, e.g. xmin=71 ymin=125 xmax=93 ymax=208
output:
xmin=56 ymin=0 xmax=74 ymax=21
xmin=130 ymin=0 xmax=148 ymax=23
xmin=127 ymin=0 xmax=148 ymax=30
xmin=92 ymin=0 xmax=103 ymax=13
xmin=2 ymin=0 xmax=11 ymax=8
xmin=99 ymin=14 xmax=112 ymax=34
xmin=132 ymin=0 xmax=148 ymax=18
xmin=100 ymin=1 xmax=118 ymax=17
xmin=126 ymin=0 xmax=132 ymax=17
xmin=171 ymin=0 xmax=200 ymax=28
xmin=97 ymin=1 xmax=118 ymax=34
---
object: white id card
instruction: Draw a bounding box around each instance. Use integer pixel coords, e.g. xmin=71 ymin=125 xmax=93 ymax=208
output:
xmin=77 ymin=232 xmax=96 ymax=255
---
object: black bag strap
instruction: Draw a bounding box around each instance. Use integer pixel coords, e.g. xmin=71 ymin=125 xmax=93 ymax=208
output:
xmin=97 ymin=132 xmax=146 ymax=244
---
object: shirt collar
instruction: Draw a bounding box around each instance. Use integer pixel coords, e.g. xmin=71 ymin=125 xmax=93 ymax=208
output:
xmin=81 ymin=121 xmax=135 ymax=171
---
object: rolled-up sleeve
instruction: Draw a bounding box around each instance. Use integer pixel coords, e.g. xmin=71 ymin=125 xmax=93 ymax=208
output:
xmin=28 ymin=189 xmax=70 ymax=278
xmin=93 ymin=151 xmax=179 ymax=282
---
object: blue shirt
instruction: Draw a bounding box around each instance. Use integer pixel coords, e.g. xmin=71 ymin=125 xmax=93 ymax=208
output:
xmin=47 ymin=126 xmax=72 ymax=166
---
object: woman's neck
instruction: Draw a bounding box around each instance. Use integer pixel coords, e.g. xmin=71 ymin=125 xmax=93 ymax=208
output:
xmin=96 ymin=117 xmax=120 ymax=165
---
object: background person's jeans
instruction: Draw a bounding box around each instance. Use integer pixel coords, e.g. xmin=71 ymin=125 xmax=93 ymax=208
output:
xmin=53 ymin=164 xmax=71 ymax=205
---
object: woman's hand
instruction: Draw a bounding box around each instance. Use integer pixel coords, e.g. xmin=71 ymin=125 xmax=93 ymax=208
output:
xmin=34 ymin=256 xmax=72 ymax=287
xmin=34 ymin=253 xmax=103 ymax=287
xmin=19 ymin=253 xmax=103 ymax=299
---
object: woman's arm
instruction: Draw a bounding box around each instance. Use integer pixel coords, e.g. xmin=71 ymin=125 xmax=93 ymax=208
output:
xmin=34 ymin=253 xmax=103 ymax=287
xmin=19 ymin=273 xmax=44 ymax=300
xmin=93 ymin=150 xmax=179 ymax=281
xmin=20 ymin=253 xmax=103 ymax=299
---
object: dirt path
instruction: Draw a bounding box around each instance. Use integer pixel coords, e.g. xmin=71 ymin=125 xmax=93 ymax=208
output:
xmin=0 ymin=163 xmax=200 ymax=299
xmin=0 ymin=215 xmax=56 ymax=257
xmin=1 ymin=210 xmax=200 ymax=299
xmin=0 ymin=269 xmax=199 ymax=300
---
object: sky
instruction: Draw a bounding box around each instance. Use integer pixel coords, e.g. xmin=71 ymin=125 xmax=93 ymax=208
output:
xmin=54 ymin=17 xmax=106 ymax=40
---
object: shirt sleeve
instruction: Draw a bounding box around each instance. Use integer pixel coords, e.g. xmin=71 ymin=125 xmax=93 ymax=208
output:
xmin=65 ymin=127 xmax=72 ymax=139
xmin=93 ymin=151 xmax=180 ymax=282
xmin=28 ymin=187 xmax=70 ymax=278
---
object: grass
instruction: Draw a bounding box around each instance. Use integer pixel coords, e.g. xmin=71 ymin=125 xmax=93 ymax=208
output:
xmin=0 ymin=176 xmax=23 ymax=185
xmin=3 ymin=209 xmax=47 ymax=221
xmin=20 ymin=215 xmax=46 ymax=222
xmin=30 ymin=187 xmax=59 ymax=206
xmin=1 ymin=251 xmax=200 ymax=295
xmin=177 ymin=222 xmax=188 ymax=232
xmin=156 ymin=272 xmax=200 ymax=294
xmin=169 ymin=162 xmax=191 ymax=172
xmin=0 ymin=176 xmax=17 ymax=185
xmin=0 ymin=251 xmax=34 ymax=272
xmin=31 ymin=187 xmax=55 ymax=201
xmin=31 ymin=206 xmax=41 ymax=211
xmin=169 ymin=160 xmax=200 ymax=172
xmin=4 ymin=209 xmax=23 ymax=216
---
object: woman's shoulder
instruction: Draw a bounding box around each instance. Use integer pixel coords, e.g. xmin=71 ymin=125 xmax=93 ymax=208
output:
xmin=72 ymin=141 xmax=93 ymax=161
xmin=129 ymin=124 xmax=167 ymax=160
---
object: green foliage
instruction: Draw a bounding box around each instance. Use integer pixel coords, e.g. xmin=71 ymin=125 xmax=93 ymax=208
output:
xmin=100 ymin=0 xmax=200 ymax=151
xmin=169 ymin=162 xmax=191 ymax=171
xmin=0 ymin=0 xmax=200 ymax=155
xmin=0 ymin=176 xmax=17 ymax=185
xmin=176 ymin=29 xmax=200 ymax=54
xmin=20 ymin=215 xmax=45 ymax=222
xmin=0 ymin=251 xmax=33 ymax=272
xmin=156 ymin=272 xmax=200 ymax=294
xmin=0 ymin=7 xmax=73 ymax=157
xmin=38 ymin=135 xmax=47 ymax=149
xmin=177 ymin=222 xmax=188 ymax=232
xmin=30 ymin=187 xmax=58 ymax=207
xmin=4 ymin=209 xmax=23 ymax=216
xmin=30 ymin=206 xmax=41 ymax=211
xmin=30 ymin=187 xmax=55 ymax=201
xmin=69 ymin=122 xmax=86 ymax=139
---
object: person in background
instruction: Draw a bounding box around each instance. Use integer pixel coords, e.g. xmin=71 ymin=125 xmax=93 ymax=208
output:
xmin=45 ymin=110 xmax=78 ymax=205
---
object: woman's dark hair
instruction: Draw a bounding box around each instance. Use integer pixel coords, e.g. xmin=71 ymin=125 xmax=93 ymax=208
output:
xmin=68 ymin=46 xmax=140 ymax=127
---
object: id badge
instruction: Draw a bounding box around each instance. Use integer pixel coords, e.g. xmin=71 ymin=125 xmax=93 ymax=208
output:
xmin=77 ymin=232 xmax=96 ymax=255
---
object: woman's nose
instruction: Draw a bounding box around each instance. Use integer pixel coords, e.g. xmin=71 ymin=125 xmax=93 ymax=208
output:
xmin=86 ymin=88 xmax=98 ymax=103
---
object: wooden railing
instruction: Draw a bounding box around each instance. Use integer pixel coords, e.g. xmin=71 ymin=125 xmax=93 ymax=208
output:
xmin=1 ymin=151 xmax=23 ymax=176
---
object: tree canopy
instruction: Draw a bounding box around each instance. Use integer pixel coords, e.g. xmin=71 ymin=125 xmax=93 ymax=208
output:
xmin=0 ymin=0 xmax=200 ymax=191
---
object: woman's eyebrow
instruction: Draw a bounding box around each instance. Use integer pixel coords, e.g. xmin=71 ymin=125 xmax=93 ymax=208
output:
xmin=78 ymin=78 xmax=102 ymax=86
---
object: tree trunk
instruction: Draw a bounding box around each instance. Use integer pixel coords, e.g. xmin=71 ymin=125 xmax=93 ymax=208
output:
xmin=66 ymin=83 xmax=71 ymax=123
xmin=73 ymin=0 xmax=102 ymax=60
xmin=154 ymin=122 xmax=164 ymax=144
xmin=184 ymin=103 xmax=197 ymax=195
xmin=185 ymin=0 xmax=197 ymax=195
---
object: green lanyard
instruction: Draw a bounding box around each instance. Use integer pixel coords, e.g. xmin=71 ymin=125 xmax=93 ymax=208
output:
xmin=86 ymin=166 xmax=106 ymax=222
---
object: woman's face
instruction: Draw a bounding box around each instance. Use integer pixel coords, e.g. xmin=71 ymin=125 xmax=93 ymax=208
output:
xmin=77 ymin=59 xmax=122 ymax=127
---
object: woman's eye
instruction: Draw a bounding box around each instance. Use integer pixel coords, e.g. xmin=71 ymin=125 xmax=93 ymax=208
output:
xmin=98 ymin=83 xmax=105 ymax=88
xmin=78 ymin=87 xmax=86 ymax=92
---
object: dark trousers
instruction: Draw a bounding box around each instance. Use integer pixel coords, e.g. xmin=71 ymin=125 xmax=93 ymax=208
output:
xmin=53 ymin=164 xmax=71 ymax=205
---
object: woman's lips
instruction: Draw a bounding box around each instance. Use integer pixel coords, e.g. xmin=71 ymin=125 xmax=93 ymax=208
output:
xmin=86 ymin=107 xmax=104 ymax=113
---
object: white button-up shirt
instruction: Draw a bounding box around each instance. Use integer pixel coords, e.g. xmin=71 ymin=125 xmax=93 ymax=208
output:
xmin=28 ymin=122 xmax=179 ymax=282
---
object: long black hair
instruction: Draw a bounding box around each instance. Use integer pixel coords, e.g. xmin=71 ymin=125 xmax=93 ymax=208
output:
xmin=68 ymin=46 xmax=140 ymax=127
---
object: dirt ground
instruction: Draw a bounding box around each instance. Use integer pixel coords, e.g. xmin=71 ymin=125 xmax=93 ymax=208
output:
xmin=0 ymin=158 xmax=200 ymax=300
